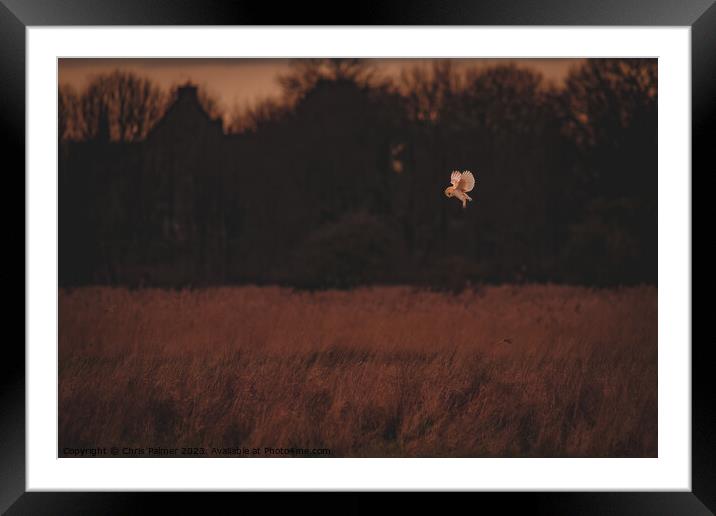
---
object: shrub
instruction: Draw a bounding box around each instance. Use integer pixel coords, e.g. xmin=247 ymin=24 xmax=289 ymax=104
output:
xmin=286 ymin=212 xmax=408 ymax=289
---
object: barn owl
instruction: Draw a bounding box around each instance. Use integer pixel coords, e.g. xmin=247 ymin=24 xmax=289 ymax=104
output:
xmin=444 ymin=170 xmax=476 ymax=208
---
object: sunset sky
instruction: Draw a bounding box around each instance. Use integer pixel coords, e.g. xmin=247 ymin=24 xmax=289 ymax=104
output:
xmin=59 ymin=58 xmax=582 ymax=111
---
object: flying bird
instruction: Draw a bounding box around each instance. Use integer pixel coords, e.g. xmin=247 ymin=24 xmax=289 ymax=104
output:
xmin=444 ymin=170 xmax=476 ymax=208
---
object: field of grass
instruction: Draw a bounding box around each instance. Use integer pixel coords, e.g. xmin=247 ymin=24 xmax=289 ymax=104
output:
xmin=59 ymin=285 xmax=657 ymax=457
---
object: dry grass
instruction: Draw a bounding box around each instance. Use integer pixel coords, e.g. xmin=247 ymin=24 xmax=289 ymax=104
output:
xmin=59 ymin=285 xmax=657 ymax=457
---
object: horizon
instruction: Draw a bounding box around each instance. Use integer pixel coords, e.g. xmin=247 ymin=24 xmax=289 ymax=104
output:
xmin=59 ymin=58 xmax=583 ymax=112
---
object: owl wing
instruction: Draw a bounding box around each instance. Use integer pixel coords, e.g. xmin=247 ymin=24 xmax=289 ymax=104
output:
xmin=458 ymin=171 xmax=475 ymax=192
xmin=450 ymin=170 xmax=462 ymax=187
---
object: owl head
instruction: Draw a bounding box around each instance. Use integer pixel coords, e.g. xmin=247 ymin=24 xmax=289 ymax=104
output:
xmin=444 ymin=186 xmax=454 ymax=198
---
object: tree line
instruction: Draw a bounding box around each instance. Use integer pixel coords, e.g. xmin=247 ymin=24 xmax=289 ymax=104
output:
xmin=59 ymin=59 xmax=657 ymax=289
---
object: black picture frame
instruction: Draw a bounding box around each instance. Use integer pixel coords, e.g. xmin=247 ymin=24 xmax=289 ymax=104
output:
xmin=4 ymin=1 xmax=709 ymax=513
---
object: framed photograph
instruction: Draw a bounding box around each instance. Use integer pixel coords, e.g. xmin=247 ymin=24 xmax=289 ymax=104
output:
xmin=7 ymin=0 xmax=709 ymax=512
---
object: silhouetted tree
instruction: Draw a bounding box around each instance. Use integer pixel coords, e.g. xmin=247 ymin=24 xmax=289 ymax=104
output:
xmin=58 ymin=84 xmax=81 ymax=141
xmin=169 ymin=83 xmax=225 ymax=128
xmin=399 ymin=60 xmax=461 ymax=124
xmin=78 ymin=70 xmax=167 ymax=142
xmin=278 ymin=58 xmax=376 ymax=104
xmin=561 ymin=58 xmax=657 ymax=198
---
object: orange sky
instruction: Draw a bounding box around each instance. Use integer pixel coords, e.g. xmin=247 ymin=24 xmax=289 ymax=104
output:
xmin=59 ymin=58 xmax=582 ymax=111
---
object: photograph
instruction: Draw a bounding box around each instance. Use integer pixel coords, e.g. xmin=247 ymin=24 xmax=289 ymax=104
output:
xmin=57 ymin=56 xmax=658 ymax=459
